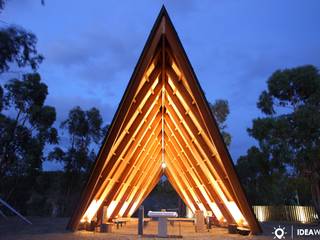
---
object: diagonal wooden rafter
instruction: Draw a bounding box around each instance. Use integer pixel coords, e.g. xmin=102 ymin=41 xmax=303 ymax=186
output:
xmin=164 ymin=114 xmax=236 ymax=224
xmin=109 ymin=120 xmax=163 ymax=218
xmin=164 ymin=138 xmax=213 ymax=213
xmin=94 ymin=86 xmax=162 ymax=199
xmin=122 ymin=140 xmax=162 ymax=217
xmin=126 ymin=151 xmax=163 ymax=216
xmin=165 ymin=90 xmax=234 ymax=201
xmin=67 ymin=6 xmax=262 ymax=235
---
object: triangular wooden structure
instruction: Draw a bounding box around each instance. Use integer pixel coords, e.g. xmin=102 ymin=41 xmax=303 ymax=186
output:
xmin=67 ymin=6 xmax=262 ymax=234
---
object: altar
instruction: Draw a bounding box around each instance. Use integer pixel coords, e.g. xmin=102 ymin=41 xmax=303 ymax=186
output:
xmin=147 ymin=211 xmax=178 ymax=237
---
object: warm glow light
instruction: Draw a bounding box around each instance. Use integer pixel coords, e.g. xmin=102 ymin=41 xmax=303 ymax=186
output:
xmin=119 ymin=143 xmax=161 ymax=216
xmin=80 ymin=199 xmax=103 ymax=223
xmin=165 ymin=105 xmax=235 ymax=224
xmin=165 ymin=163 xmax=196 ymax=213
xmin=253 ymin=205 xmax=316 ymax=223
xmin=129 ymin=201 xmax=139 ymax=217
xmin=107 ymin=200 xmax=118 ymax=218
xmin=161 ymin=162 xmax=167 ymax=169
xmin=146 ymin=63 xmax=155 ymax=77
xmin=136 ymin=63 xmax=156 ymax=98
xmin=254 ymin=206 xmax=267 ymax=222
xmin=208 ymin=202 xmax=224 ymax=221
xmin=297 ymin=206 xmax=307 ymax=223
xmin=106 ymin=77 xmax=160 ymax=161
xmin=226 ymin=201 xmax=247 ymax=225
xmin=198 ymin=185 xmax=225 ymax=220
xmin=167 ymin=78 xmax=221 ymax=166
xmin=110 ymin=120 xmax=161 ymax=217
xmin=127 ymin=161 xmax=162 ymax=216
xmin=186 ymin=206 xmax=194 ymax=218
xmin=198 ymin=203 xmax=207 ymax=215
xmin=171 ymin=62 xmax=181 ymax=77
xmin=118 ymin=201 xmax=129 ymax=217
xmin=166 ymin=94 xmax=249 ymax=225
xmin=170 ymin=60 xmax=194 ymax=95
xmin=77 ymin=42 xmax=258 ymax=230
xmin=94 ymin=92 xmax=161 ymax=208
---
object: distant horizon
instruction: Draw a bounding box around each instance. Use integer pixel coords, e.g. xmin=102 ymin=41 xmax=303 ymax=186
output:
xmin=1 ymin=0 xmax=320 ymax=171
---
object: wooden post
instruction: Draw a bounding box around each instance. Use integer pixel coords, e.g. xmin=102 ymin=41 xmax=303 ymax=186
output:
xmin=194 ymin=210 xmax=206 ymax=232
xmin=102 ymin=206 xmax=108 ymax=224
xmin=99 ymin=205 xmax=113 ymax=233
xmin=138 ymin=205 xmax=144 ymax=235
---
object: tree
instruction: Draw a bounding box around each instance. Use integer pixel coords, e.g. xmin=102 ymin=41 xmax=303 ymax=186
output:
xmin=48 ymin=106 xmax=103 ymax=215
xmin=236 ymin=146 xmax=311 ymax=205
xmin=0 ymin=73 xmax=58 ymax=179
xmin=49 ymin=106 xmax=103 ymax=173
xmin=0 ymin=26 xmax=44 ymax=73
xmin=239 ymin=65 xmax=319 ymax=215
xmin=0 ymin=0 xmax=44 ymax=73
xmin=0 ymin=0 xmax=54 ymax=215
xmin=210 ymin=99 xmax=232 ymax=146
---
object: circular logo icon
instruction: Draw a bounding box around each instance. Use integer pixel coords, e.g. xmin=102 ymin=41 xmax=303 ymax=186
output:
xmin=272 ymin=225 xmax=287 ymax=239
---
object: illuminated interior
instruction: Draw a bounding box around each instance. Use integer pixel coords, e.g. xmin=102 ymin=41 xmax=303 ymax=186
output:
xmin=68 ymin=7 xmax=261 ymax=235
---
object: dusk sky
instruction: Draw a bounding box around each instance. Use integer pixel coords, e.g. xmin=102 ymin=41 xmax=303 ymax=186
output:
xmin=1 ymin=0 xmax=320 ymax=170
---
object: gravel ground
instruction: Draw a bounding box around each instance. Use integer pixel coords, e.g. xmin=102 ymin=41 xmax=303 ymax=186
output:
xmin=0 ymin=217 xmax=319 ymax=240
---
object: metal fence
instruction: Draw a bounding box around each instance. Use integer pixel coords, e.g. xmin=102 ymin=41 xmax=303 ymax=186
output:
xmin=253 ymin=205 xmax=319 ymax=223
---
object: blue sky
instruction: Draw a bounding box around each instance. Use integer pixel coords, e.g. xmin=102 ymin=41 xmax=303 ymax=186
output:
xmin=1 ymin=0 xmax=320 ymax=170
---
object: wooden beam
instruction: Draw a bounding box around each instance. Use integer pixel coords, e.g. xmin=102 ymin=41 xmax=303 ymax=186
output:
xmin=94 ymin=87 xmax=162 ymax=199
xmin=69 ymin=9 xmax=261 ymax=234
xmin=165 ymin=139 xmax=212 ymax=213
xmin=163 ymin=20 xmax=261 ymax=233
xmin=122 ymin=143 xmax=162 ymax=217
xmin=125 ymin=152 xmax=162 ymax=216
xmin=67 ymin=14 xmax=166 ymax=230
xmin=165 ymin=134 xmax=226 ymax=222
xmin=166 ymin=66 xmax=211 ymax=141
xmin=129 ymin=168 xmax=163 ymax=217
xmin=165 ymin=89 xmax=234 ymax=201
xmin=108 ymin=121 xmax=163 ymax=218
xmin=164 ymin=161 xmax=199 ymax=213
xmin=100 ymin=113 xmax=162 ymax=204
xmin=164 ymin=117 xmax=235 ymax=224
xmin=165 ymin=169 xmax=198 ymax=212
xmin=121 ymin=141 xmax=162 ymax=217
xmin=116 ymin=64 xmax=161 ymax=142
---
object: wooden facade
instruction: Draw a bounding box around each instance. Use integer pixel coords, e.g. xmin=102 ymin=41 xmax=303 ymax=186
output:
xmin=253 ymin=205 xmax=319 ymax=223
xmin=67 ymin=7 xmax=262 ymax=235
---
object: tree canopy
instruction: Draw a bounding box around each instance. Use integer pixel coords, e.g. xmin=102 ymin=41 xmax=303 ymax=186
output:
xmin=0 ymin=73 xmax=57 ymax=178
xmin=237 ymin=65 xmax=319 ymax=214
xmin=0 ymin=27 xmax=44 ymax=73
xmin=210 ymin=99 xmax=232 ymax=146
xmin=49 ymin=106 xmax=103 ymax=173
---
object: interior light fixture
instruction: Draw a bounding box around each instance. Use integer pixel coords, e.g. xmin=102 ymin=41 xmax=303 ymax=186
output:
xmin=161 ymin=162 xmax=167 ymax=169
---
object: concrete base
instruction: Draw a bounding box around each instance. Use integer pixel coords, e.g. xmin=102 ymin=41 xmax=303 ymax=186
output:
xmin=158 ymin=217 xmax=168 ymax=237
xmin=100 ymin=223 xmax=113 ymax=233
